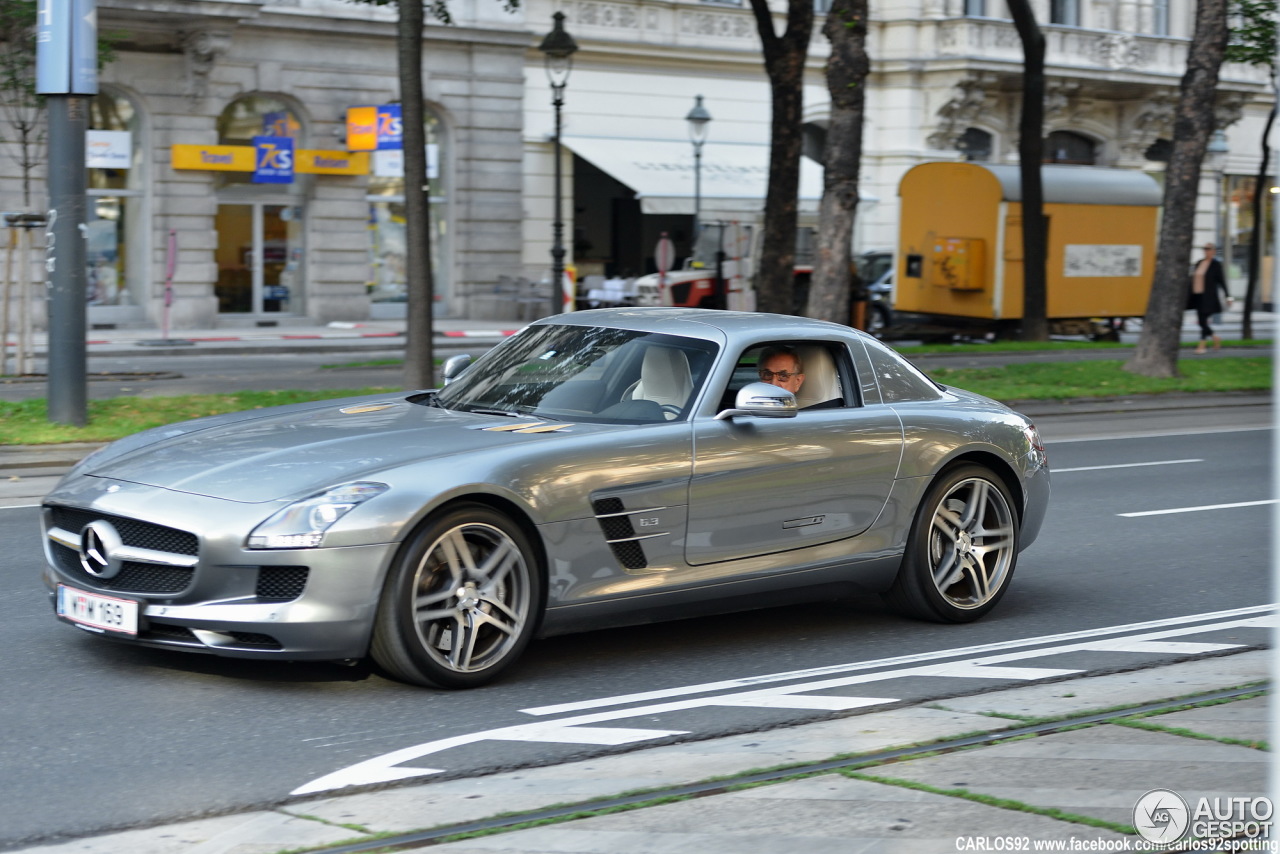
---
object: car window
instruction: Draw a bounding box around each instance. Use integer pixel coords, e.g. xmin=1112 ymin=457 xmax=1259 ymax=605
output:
xmin=435 ymin=324 xmax=718 ymax=424
xmin=861 ymin=337 xmax=945 ymax=403
xmin=718 ymin=342 xmax=851 ymax=411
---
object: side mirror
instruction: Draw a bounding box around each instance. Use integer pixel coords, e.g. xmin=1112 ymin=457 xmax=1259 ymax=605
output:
xmin=714 ymin=381 xmax=799 ymax=421
xmin=442 ymin=354 xmax=472 ymax=385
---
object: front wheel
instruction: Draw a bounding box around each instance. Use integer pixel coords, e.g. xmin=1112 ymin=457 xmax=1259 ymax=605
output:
xmin=371 ymin=504 xmax=543 ymax=688
xmin=884 ymin=464 xmax=1020 ymax=623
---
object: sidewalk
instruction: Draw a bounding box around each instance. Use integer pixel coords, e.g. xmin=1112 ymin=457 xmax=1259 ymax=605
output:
xmin=13 ymin=650 xmax=1270 ymax=853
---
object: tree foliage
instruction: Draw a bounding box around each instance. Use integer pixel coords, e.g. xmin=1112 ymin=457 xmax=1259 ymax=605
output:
xmin=747 ymin=0 xmax=814 ymax=315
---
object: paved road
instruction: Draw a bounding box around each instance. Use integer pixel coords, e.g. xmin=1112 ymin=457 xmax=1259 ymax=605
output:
xmin=0 ymin=404 xmax=1270 ymax=849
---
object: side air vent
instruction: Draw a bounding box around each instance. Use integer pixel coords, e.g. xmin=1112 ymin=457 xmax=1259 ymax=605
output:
xmin=591 ymin=497 xmax=648 ymax=570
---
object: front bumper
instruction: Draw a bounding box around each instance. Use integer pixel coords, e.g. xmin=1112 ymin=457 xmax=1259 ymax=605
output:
xmin=41 ymin=480 xmax=400 ymax=661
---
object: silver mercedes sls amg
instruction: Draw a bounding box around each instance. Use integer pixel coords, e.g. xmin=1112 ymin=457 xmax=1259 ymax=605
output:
xmin=41 ymin=309 xmax=1050 ymax=688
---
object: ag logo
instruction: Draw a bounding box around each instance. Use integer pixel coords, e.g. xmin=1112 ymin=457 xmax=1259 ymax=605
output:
xmin=1134 ymin=788 xmax=1190 ymax=844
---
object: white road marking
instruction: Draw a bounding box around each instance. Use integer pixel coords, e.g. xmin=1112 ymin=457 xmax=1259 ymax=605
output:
xmin=0 ymin=503 xmax=41 ymax=511
xmin=1048 ymin=425 xmax=1270 ymax=444
xmin=1053 ymin=459 xmax=1202 ymax=473
xmin=1120 ymin=499 xmax=1279 ymax=517
xmin=291 ymin=608 xmax=1277 ymax=797
xmin=521 ymin=604 xmax=1273 ymax=716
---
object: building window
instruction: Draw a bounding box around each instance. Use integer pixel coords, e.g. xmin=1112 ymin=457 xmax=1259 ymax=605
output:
xmin=958 ymin=127 xmax=994 ymax=161
xmin=1044 ymin=130 xmax=1095 ymax=164
xmin=365 ymin=107 xmax=450 ymax=309
xmin=1152 ymin=0 xmax=1170 ymax=34
xmin=964 ymin=0 xmax=986 ymax=16
xmin=1050 ymin=0 xmax=1079 ymax=25
xmin=87 ymin=89 xmax=143 ymax=309
xmin=813 ymin=0 xmax=832 ymax=12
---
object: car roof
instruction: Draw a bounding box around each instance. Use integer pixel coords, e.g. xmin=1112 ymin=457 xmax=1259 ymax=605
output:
xmin=532 ymin=308 xmax=858 ymax=345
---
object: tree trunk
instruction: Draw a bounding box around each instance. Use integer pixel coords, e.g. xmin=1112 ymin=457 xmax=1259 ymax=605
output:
xmin=748 ymin=0 xmax=814 ymax=316
xmin=805 ymin=0 xmax=868 ymax=325
xmin=399 ymin=0 xmax=436 ymax=390
xmin=1125 ymin=0 xmax=1228 ymax=378
xmin=1243 ymin=101 xmax=1274 ymax=340
xmin=1006 ymin=0 xmax=1049 ymax=341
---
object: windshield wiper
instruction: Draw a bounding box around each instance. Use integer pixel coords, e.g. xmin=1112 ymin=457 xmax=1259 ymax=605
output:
xmin=469 ymin=407 xmax=524 ymax=418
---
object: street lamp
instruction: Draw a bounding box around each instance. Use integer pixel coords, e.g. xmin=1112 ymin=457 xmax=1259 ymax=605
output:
xmin=685 ymin=95 xmax=711 ymax=240
xmin=539 ymin=12 xmax=578 ymax=316
xmin=1205 ymin=129 xmax=1229 ymax=255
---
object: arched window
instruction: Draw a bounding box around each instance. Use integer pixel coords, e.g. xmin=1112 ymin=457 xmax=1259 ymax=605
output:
xmin=215 ymin=95 xmax=303 ymax=189
xmin=958 ymin=127 xmax=993 ymax=162
xmin=365 ymin=107 xmax=450 ymax=312
xmin=87 ymin=88 xmax=143 ymax=309
xmin=1044 ymin=130 xmax=1096 ymax=165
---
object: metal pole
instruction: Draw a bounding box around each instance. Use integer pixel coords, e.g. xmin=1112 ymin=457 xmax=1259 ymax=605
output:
xmin=550 ymin=83 xmax=566 ymax=317
xmin=692 ymin=141 xmax=702 ymax=242
xmin=46 ymin=95 xmax=89 ymax=425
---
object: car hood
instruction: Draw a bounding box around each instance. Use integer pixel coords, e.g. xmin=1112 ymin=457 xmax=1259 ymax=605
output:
xmin=84 ymin=398 xmax=597 ymax=502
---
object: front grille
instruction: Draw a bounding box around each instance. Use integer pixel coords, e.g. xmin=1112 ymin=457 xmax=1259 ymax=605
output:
xmin=51 ymin=507 xmax=198 ymax=556
xmin=52 ymin=542 xmax=193 ymax=594
xmin=256 ymin=566 xmax=309 ymax=601
xmin=142 ymin=623 xmax=198 ymax=643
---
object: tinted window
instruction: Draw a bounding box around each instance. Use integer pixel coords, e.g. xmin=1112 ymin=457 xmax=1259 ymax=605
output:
xmin=861 ymin=338 xmax=944 ymax=403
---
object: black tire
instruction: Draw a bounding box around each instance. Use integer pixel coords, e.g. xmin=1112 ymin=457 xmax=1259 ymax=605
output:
xmin=371 ymin=504 xmax=543 ymax=689
xmin=884 ymin=464 xmax=1020 ymax=623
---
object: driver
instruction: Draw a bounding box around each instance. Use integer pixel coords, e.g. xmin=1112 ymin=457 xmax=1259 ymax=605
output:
xmin=757 ymin=345 xmax=805 ymax=395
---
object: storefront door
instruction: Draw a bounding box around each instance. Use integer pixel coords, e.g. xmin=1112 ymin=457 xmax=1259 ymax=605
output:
xmin=215 ymin=202 xmax=304 ymax=315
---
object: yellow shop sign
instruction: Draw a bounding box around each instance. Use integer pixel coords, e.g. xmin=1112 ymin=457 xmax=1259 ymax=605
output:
xmin=171 ymin=145 xmax=368 ymax=176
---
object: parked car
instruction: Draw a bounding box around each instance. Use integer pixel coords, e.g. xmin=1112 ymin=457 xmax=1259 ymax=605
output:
xmin=41 ymin=309 xmax=1050 ymax=689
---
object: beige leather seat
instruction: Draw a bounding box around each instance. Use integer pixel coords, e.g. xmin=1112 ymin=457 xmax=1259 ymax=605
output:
xmin=631 ymin=346 xmax=693 ymax=417
xmin=792 ymin=345 xmax=841 ymax=409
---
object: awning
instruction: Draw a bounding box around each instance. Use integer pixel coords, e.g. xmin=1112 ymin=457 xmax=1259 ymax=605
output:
xmin=561 ymin=136 xmax=827 ymax=216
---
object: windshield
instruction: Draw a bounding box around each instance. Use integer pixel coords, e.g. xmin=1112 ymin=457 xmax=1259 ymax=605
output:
xmin=435 ymin=324 xmax=719 ymax=424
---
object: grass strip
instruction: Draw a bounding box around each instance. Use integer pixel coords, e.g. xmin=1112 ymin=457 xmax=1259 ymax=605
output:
xmin=841 ymin=771 xmax=1138 ymax=836
xmin=1112 ymin=718 xmax=1268 ymax=751
xmin=0 ymin=388 xmax=397 ymax=445
xmin=928 ymin=356 xmax=1271 ymax=401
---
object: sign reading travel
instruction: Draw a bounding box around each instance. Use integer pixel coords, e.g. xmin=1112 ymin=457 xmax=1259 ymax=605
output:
xmin=252 ymin=136 xmax=294 ymax=184
xmin=346 ymin=105 xmax=403 ymax=151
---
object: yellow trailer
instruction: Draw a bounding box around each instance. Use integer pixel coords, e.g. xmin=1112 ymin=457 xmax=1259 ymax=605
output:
xmin=895 ymin=162 xmax=1161 ymax=337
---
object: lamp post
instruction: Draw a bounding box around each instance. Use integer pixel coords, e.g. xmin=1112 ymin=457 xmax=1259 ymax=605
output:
xmin=539 ymin=12 xmax=578 ymax=316
xmin=685 ymin=95 xmax=712 ymax=241
xmin=1205 ymin=129 xmax=1229 ymax=255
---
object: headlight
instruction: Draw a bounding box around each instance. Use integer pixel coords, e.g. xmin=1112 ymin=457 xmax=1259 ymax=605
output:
xmin=248 ymin=482 xmax=389 ymax=549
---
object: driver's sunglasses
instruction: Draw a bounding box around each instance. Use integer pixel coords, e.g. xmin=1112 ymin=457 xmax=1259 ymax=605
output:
xmin=758 ymin=369 xmax=797 ymax=382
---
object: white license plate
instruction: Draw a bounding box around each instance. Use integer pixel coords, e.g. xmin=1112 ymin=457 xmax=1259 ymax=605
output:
xmin=57 ymin=585 xmax=139 ymax=636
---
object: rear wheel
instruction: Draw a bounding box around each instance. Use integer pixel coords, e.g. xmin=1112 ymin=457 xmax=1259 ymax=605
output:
xmin=371 ymin=504 xmax=542 ymax=688
xmin=884 ymin=464 xmax=1019 ymax=622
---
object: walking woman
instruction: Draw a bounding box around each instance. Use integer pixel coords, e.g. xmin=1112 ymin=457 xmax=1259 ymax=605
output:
xmin=1189 ymin=243 xmax=1232 ymax=354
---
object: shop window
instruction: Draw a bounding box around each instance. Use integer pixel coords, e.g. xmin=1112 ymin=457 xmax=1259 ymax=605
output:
xmin=215 ymin=95 xmax=304 ymax=189
xmin=87 ymin=89 xmax=143 ymax=309
xmin=1044 ymin=130 xmax=1095 ymax=164
xmin=365 ymin=107 xmax=450 ymax=309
